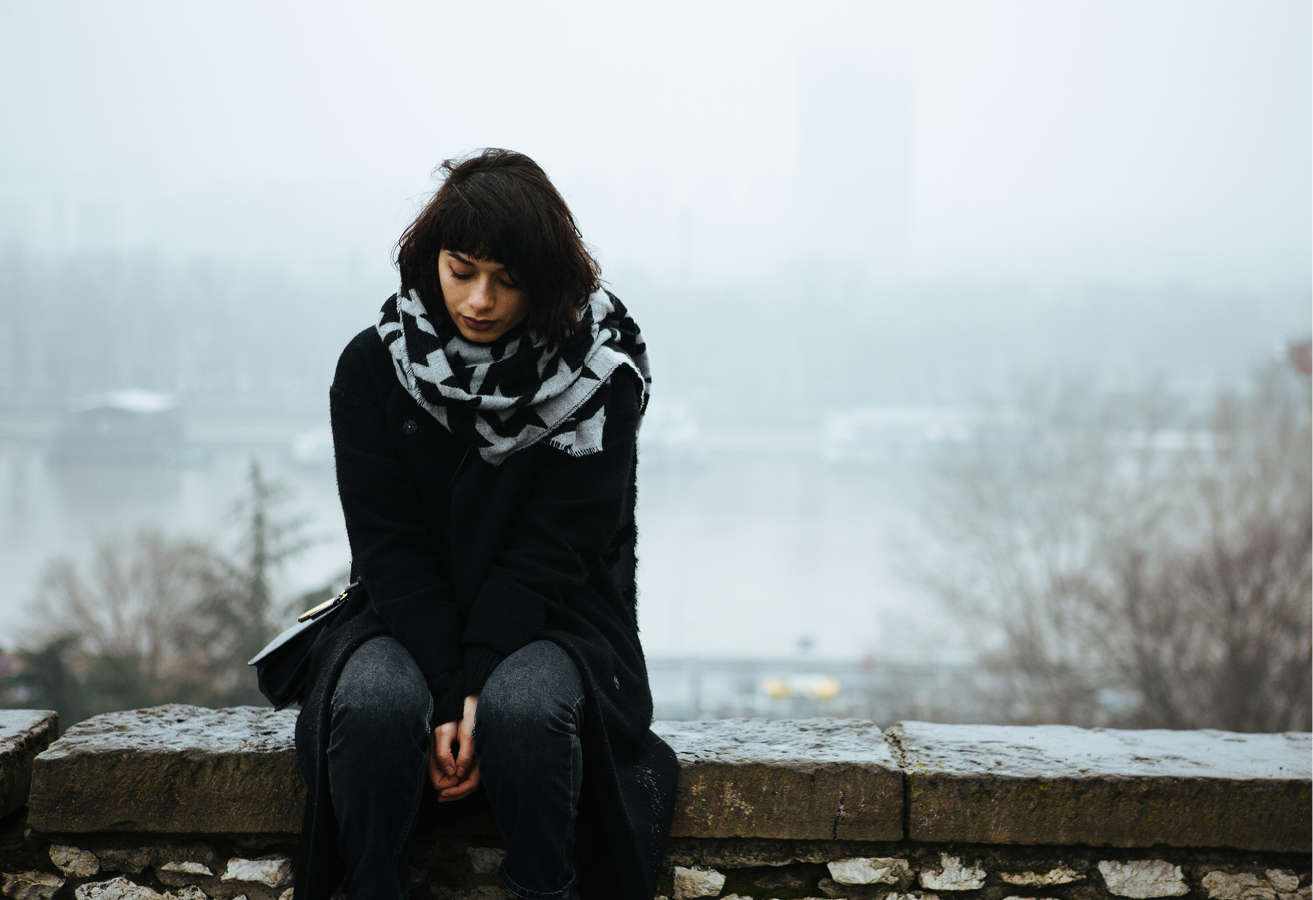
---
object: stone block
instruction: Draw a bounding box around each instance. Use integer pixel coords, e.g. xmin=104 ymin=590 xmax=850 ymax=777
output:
xmin=672 ymin=867 xmax=726 ymax=899
xmin=890 ymin=722 xmax=1312 ymax=852
xmin=221 ymin=857 xmax=294 ymax=888
xmin=74 ymin=877 xmax=164 ymax=900
xmin=654 ymin=719 xmax=903 ymax=841
xmin=1269 ymin=874 xmax=1300 ymax=894
xmin=99 ymin=848 xmax=152 ymax=874
xmin=1000 ymin=866 xmax=1083 ymax=886
xmin=920 ymin=854 xmax=987 ymax=891
xmin=1203 ymin=873 xmax=1278 ymax=900
xmin=0 ymin=710 xmax=58 ymax=820
xmin=1098 ymin=861 xmax=1188 ymax=898
xmin=50 ymin=844 xmax=99 ymax=877
xmin=466 ymin=847 xmax=504 ymax=874
xmin=828 ymin=857 xmax=911 ymax=885
xmin=28 ymin=705 xmax=300 ymax=834
xmin=1 ymin=872 xmax=63 ymax=900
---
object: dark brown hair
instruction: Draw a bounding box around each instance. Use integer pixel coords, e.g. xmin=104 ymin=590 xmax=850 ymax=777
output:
xmin=396 ymin=149 xmax=601 ymax=346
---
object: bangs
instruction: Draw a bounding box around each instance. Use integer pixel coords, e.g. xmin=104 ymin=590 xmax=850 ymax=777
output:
xmin=395 ymin=149 xmax=600 ymax=345
xmin=432 ymin=174 xmax=553 ymax=280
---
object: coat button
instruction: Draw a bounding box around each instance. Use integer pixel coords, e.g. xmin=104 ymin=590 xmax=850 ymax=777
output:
xmin=613 ymin=676 xmax=620 ymax=689
xmin=402 ymin=419 xmax=418 ymax=435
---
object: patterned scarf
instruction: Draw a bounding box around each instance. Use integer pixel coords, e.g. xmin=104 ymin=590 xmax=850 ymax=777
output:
xmin=377 ymin=287 xmax=651 ymax=466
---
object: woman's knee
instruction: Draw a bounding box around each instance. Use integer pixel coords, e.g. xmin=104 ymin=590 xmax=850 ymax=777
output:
xmin=475 ymin=641 xmax=582 ymax=750
xmin=331 ymin=636 xmax=431 ymax=740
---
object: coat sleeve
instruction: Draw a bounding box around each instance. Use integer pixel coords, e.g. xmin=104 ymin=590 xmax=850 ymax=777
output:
xmin=329 ymin=337 xmax=466 ymax=722
xmin=460 ymin=370 xmax=642 ymax=660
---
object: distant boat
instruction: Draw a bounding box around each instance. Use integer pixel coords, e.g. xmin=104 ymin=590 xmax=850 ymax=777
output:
xmin=638 ymin=398 xmax=703 ymax=469
xmin=46 ymin=389 xmax=210 ymax=468
xmin=822 ymin=405 xmax=978 ymax=466
xmin=289 ymin=426 xmax=334 ymax=468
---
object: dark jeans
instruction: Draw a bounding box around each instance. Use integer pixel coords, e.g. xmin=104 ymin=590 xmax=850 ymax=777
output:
xmin=328 ymin=636 xmax=585 ymax=900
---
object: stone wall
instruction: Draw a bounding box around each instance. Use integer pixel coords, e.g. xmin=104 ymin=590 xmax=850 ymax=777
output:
xmin=0 ymin=706 xmax=1307 ymax=900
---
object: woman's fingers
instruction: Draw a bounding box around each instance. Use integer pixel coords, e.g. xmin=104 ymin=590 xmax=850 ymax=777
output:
xmin=438 ymin=761 xmax=480 ymax=802
xmin=454 ymin=720 xmax=475 ymax=777
xmin=455 ymin=694 xmax=479 ymax=777
xmin=435 ymin=696 xmax=480 ymax=798
xmin=433 ymin=735 xmax=454 ymax=788
xmin=433 ymin=722 xmax=458 ymax=776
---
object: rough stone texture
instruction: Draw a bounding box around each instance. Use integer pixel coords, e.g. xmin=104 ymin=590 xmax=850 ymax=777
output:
xmin=159 ymin=862 xmax=213 ymax=877
xmin=1098 ymin=861 xmax=1188 ymax=898
xmin=74 ymin=877 xmax=163 ymax=900
xmin=920 ymin=854 xmax=987 ymax=891
xmin=654 ymin=719 xmax=903 ymax=841
xmin=50 ymin=844 xmax=100 ymax=877
xmin=1269 ymin=873 xmax=1300 ymax=893
xmin=828 ymin=857 xmax=912 ymax=885
xmin=24 ymin=707 xmax=1311 ymax=858
xmin=1001 ymin=865 xmax=1084 ymax=886
xmin=221 ymin=857 xmax=294 ymax=888
xmin=466 ymin=847 xmax=504 ymax=874
xmin=0 ymin=710 xmax=58 ymax=820
xmin=673 ymin=866 xmax=727 ymax=899
xmin=0 ymin=872 xmax=63 ymax=900
xmin=890 ymin=722 xmax=1313 ymax=852
xmin=1203 ymin=872 xmax=1279 ymax=900
xmin=5 ymin=831 xmax=1307 ymax=900
xmin=28 ymin=705 xmax=300 ymax=834
xmin=99 ymin=848 xmax=153 ymax=874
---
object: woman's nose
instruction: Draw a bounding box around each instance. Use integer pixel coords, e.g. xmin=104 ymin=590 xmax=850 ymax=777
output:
xmin=467 ymin=278 xmax=495 ymax=312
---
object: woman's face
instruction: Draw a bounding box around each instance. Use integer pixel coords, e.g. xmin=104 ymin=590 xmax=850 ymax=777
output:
xmin=437 ymin=249 xmax=529 ymax=342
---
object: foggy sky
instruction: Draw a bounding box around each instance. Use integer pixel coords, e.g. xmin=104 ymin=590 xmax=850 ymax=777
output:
xmin=1 ymin=0 xmax=1309 ymax=291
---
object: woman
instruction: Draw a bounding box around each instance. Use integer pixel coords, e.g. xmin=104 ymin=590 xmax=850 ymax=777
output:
xmin=293 ymin=149 xmax=678 ymax=900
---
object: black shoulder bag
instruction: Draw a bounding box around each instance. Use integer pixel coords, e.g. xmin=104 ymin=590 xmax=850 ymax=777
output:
xmin=248 ymin=581 xmax=358 ymax=709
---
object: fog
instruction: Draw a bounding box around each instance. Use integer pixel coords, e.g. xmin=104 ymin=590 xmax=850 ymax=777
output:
xmin=3 ymin=1 xmax=1308 ymax=288
xmin=0 ymin=1 xmax=1309 ymax=718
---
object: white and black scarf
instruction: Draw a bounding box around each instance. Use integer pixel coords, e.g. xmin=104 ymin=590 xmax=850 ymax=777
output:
xmin=377 ymin=287 xmax=651 ymax=466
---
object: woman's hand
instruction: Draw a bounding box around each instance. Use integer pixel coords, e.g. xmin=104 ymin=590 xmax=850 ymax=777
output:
xmin=428 ymin=694 xmax=480 ymax=802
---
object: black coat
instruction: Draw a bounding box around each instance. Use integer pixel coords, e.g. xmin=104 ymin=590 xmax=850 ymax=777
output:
xmin=293 ymin=326 xmax=678 ymax=900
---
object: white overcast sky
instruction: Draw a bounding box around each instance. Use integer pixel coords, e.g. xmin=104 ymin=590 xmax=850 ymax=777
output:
xmin=0 ymin=0 xmax=1309 ymax=290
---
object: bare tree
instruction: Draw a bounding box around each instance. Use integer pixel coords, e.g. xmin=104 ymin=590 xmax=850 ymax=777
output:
xmin=922 ymin=358 xmax=1311 ymax=731
xmin=24 ymin=531 xmax=222 ymax=717
xmin=194 ymin=460 xmax=317 ymax=705
xmin=12 ymin=459 xmax=318 ymax=721
xmin=30 ymin=532 xmax=216 ymax=682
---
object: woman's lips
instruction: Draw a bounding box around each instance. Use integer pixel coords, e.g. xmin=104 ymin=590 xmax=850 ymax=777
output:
xmin=462 ymin=316 xmax=496 ymax=331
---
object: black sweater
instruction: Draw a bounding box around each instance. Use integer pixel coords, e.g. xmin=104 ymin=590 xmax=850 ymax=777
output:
xmin=293 ymin=326 xmax=677 ymax=900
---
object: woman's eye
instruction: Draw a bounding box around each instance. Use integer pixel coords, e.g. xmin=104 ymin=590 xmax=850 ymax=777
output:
xmin=450 ymin=268 xmax=473 ymax=280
